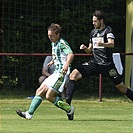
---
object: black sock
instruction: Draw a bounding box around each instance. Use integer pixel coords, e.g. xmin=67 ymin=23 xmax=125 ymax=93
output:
xmin=65 ymin=80 xmax=76 ymax=105
xmin=125 ymin=88 xmax=133 ymax=101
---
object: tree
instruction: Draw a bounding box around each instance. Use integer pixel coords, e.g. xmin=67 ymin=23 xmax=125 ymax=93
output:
xmin=0 ymin=0 xmax=126 ymax=94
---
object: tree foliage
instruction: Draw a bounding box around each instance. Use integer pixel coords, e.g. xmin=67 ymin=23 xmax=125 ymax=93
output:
xmin=0 ymin=0 xmax=126 ymax=94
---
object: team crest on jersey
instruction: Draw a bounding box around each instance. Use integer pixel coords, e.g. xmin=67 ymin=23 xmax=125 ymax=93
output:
xmin=109 ymin=69 xmax=117 ymax=76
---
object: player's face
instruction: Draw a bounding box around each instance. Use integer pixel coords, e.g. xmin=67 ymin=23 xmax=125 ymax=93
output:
xmin=48 ymin=30 xmax=60 ymax=43
xmin=92 ymin=16 xmax=101 ymax=29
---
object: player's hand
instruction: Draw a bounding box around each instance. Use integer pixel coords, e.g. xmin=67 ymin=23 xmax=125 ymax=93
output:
xmin=61 ymin=66 xmax=68 ymax=75
xmin=96 ymin=40 xmax=103 ymax=46
xmin=47 ymin=60 xmax=54 ymax=67
xmin=80 ymin=44 xmax=87 ymax=50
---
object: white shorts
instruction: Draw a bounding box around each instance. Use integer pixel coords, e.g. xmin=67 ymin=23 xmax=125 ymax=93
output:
xmin=42 ymin=72 xmax=69 ymax=93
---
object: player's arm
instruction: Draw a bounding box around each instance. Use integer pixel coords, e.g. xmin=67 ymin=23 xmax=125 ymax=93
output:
xmin=62 ymin=52 xmax=74 ymax=74
xmin=96 ymin=32 xmax=115 ymax=48
xmin=80 ymin=43 xmax=93 ymax=54
xmin=65 ymin=52 xmax=74 ymax=68
xmin=47 ymin=60 xmax=54 ymax=67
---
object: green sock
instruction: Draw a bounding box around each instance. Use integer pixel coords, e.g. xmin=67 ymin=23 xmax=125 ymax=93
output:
xmin=28 ymin=95 xmax=42 ymax=115
xmin=53 ymin=96 xmax=71 ymax=112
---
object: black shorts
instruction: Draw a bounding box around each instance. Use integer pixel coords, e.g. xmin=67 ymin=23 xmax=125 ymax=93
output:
xmin=75 ymin=61 xmax=122 ymax=85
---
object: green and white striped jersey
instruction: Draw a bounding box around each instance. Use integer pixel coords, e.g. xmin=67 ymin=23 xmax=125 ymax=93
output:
xmin=51 ymin=38 xmax=73 ymax=72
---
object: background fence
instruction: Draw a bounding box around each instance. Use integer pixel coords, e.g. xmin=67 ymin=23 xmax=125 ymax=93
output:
xmin=0 ymin=53 xmax=127 ymax=99
xmin=0 ymin=0 xmax=126 ymax=97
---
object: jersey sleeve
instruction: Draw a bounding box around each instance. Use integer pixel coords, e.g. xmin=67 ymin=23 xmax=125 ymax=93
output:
xmin=106 ymin=26 xmax=115 ymax=39
xmin=60 ymin=39 xmax=73 ymax=54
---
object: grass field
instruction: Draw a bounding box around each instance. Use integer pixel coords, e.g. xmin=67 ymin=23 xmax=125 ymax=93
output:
xmin=0 ymin=97 xmax=133 ymax=133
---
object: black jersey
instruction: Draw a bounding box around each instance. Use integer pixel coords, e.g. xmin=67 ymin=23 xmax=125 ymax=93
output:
xmin=89 ymin=26 xmax=115 ymax=65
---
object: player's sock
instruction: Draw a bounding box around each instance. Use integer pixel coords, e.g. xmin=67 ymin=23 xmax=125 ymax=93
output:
xmin=53 ymin=96 xmax=71 ymax=112
xmin=28 ymin=95 xmax=42 ymax=115
xmin=125 ymin=88 xmax=133 ymax=101
xmin=53 ymin=96 xmax=62 ymax=105
xmin=57 ymin=100 xmax=71 ymax=112
xmin=65 ymin=80 xmax=76 ymax=105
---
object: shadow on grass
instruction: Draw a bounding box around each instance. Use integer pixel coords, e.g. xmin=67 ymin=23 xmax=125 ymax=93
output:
xmin=0 ymin=87 xmax=129 ymax=102
xmin=74 ymin=119 xmax=132 ymax=122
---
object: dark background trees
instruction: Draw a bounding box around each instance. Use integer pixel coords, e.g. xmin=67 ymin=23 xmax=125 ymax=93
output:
xmin=0 ymin=0 xmax=126 ymax=96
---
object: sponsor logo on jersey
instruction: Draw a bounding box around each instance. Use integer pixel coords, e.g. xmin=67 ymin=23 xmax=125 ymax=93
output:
xmin=109 ymin=69 xmax=117 ymax=77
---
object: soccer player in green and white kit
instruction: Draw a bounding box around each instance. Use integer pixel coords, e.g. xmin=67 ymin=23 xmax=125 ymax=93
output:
xmin=16 ymin=23 xmax=74 ymax=120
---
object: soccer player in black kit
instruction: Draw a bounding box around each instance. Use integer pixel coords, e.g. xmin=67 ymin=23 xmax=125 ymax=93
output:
xmin=66 ymin=10 xmax=133 ymax=120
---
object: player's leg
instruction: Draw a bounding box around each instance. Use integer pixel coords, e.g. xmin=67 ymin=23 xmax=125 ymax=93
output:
xmin=46 ymin=89 xmax=73 ymax=112
xmin=27 ymin=83 xmax=48 ymax=114
xmin=60 ymin=74 xmax=69 ymax=98
xmin=16 ymin=83 xmax=48 ymax=119
xmin=102 ymin=63 xmax=133 ymax=101
xmin=46 ymin=88 xmax=74 ymax=120
xmin=46 ymin=72 xmax=74 ymax=112
xmin=115 ymin=82 xmax=133 ymax=101
xmin=65 ymin=69 xmax=82 ymax=105
xmin=39 ymin=75 xmax=47 ymax=84
xmin=66 ymin=62 xmax=98 ymax=119
xmin=66 ymin=61 xmax=98 ymax=105
xmin=44 ymin=72 xmax=75 ymax=120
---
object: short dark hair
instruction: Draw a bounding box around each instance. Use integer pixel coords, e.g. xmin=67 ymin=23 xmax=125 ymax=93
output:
xmin=93 ymin=10 xmax=105 ymax=21
xmin=47 ymin=23 xmax=62 ymax=34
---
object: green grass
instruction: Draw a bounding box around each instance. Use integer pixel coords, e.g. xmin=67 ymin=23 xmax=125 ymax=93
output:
xmin=0 ymin=98 xmax=133 ymax=133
